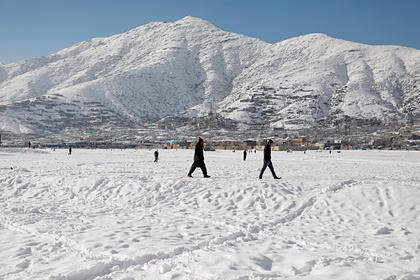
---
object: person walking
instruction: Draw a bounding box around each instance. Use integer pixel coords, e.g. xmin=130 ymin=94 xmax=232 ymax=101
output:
xmin=243 ymin=149 xmax=247 ymax=161
xmin=188 ymin=137 xmax=210 ymax=178
xmin=68 ymin=146 xmax=72 ymax=155
xmin=154 ymin=150 xmax=159 ymax=162
xmin=259 ymin=139 xmax=281 ymax=179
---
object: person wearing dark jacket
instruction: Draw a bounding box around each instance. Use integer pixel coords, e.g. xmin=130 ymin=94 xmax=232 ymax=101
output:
xmin=154 ymin=150 xmax=159 ymax=162
xmin=259 ymin=139 xmax=281 ymax=179
xmin=243 ymin=149 xmax=247 ymax=161
xmin=188 ymin=137 xmax=210 ymax=178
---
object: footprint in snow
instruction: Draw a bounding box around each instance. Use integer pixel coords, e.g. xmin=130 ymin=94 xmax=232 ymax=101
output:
xmin=375 ymin=227 xmax=393 ymax=235
xmin=16 ymin=247 xmax=32 ymax=257
xmin=251 ymin=255 xmax=273 ymax=271
xmin=16 ymin=259 xmax=30 ymax=270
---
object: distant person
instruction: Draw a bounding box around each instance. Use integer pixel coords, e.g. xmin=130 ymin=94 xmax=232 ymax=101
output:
xmin=329 ymin=149 xmax=332 ymax=154
xmin=188 ymin=137 xmax=210 ymax=178
xmin=68 ymin=146 xmax=72 ymax=155
xmin=154 ymin=150 xmax=159 ymax=162
xmin=259 ymin=139 xmax=281 ymax=179
xmin=243 ymin=149 xmax=247 ymax=161
xmin=28 ymin=141 xmax=31 ymax=148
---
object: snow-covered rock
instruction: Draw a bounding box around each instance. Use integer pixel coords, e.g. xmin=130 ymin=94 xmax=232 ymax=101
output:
xmin=0 ymin=16 xmax=419 ymax=134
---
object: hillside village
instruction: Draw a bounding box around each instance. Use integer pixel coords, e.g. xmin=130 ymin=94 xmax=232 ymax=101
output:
xmin=1 ymin=116 xmax=418 ymax=151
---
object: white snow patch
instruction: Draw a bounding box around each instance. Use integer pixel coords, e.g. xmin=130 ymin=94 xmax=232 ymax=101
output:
xmin=0 ymin=149 xmax=419 ymax=279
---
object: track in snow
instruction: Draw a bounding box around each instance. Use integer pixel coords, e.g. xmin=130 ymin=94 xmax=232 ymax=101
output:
xmin=0 ymin=148 xmax=419 ymax=279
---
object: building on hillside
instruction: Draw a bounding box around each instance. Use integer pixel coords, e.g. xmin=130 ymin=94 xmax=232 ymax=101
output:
xmin=324 ymin=140 xmax=342 ymax=150
xmin=214 ymin=140 xmax=245 ymax=150
xmin=292 ymin=136 xmax=307 ymax=146
xmin=168 ymin=139 xmax=189 ymax=149
xmin=243 ymin=139 xmax=257 ymax=148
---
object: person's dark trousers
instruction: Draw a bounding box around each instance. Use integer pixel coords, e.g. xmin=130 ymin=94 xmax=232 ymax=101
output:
xmin=259 ymin=160 xmax=278 ymax=178
xmin=188 ymin=160 xmax=208 ymax=177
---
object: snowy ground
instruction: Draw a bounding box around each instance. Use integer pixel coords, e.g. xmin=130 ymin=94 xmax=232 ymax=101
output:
xmin=0 ymin=148 xmax=419 ymax=280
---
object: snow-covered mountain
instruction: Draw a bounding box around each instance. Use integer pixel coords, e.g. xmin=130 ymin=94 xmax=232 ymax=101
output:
xmin=0 ymin=16 xmax=419 ymax=135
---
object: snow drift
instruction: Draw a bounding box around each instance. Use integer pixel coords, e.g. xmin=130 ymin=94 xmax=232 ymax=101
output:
xmin=0 ymin=149 xmax=419 ymax=279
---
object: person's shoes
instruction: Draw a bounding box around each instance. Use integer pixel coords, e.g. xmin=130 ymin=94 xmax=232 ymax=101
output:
xmin=187 ymin=174 xmax=192 ymax=178
xmin=258 ymin=177 xmax=262 ymax=179
xmin=204 ymin=175 xmax=211 ymax=178
xmin=274 ymin=176 xmax=281 ymax=179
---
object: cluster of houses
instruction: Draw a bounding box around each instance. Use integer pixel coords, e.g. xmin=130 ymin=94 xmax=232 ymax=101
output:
xmin=157 ymin=113 xmax=237 ymax=131
xmin=135 ymin=136 xmax=348 ymax=151
xmin=2 ymin=123 xmax=418 ymax=151
xmin=136 ymin=129 xmax=420 ymax=151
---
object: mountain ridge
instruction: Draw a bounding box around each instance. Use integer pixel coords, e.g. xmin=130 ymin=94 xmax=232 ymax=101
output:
xmin=0 ymin=16 xmax=419 ymax=136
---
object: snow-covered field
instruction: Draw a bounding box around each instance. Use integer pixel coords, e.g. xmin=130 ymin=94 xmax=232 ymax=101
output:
xmin=0 ymin=148 xmax=419 ymax=279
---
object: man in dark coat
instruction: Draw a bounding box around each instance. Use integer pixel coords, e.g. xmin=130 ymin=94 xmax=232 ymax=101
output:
xmin=154 ymin=150 xmax=159 ymax=162
xmin=259 ymin=139 xmax=281 ymax=179
xmin=243 ymin=149 xmax=247 ymax=161
xmin=188 ymin=137 xmax=210 ymax=178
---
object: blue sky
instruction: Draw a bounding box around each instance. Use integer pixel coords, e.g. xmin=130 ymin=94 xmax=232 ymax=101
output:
xmin=1 ymin=0 xmax=419 ymax=63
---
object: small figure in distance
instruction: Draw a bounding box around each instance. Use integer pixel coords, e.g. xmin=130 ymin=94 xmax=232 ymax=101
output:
xmin=154 ymin=149 xmax=159 ymax=162
xmin=259 ymin=139 xmax=281 ymax=179
xmin=243 ymin=149 xmax=247 ymax=161
xmin=28 ymin=141 xmax=32 ymax=149
xmin=68 ymin=146 xmax=72 ymax=155
xmin=188 ymin=137 xmax=210 ymax=178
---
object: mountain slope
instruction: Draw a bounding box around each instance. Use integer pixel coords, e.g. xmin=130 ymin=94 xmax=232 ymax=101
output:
xmin=221 ymin=33 xmax=420 ymax=129
xmin=0 ymin=16 xmax=419 ymax=135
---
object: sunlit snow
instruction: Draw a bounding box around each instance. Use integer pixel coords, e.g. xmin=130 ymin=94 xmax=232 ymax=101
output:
xmin=1 ymin=148 xmax=419 ymax=279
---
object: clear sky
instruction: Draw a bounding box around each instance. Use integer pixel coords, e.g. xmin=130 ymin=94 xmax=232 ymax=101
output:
xmin=1 ymin=0 xmax=419 ymax=63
